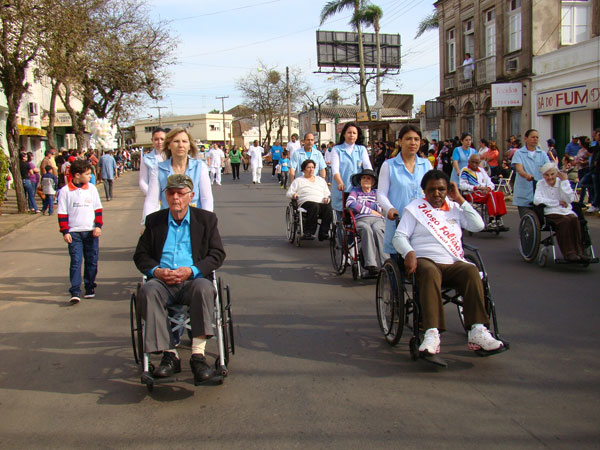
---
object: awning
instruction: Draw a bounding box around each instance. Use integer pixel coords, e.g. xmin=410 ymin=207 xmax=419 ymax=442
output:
xmin=17 ymin=124 xmax=47 ymax=137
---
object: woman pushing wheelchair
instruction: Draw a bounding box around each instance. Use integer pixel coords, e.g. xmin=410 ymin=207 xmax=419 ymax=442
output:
xmin=392 ymin=170 xmax=505 ymax=357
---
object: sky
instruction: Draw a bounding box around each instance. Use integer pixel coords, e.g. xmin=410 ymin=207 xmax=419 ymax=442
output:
xmin=141 ymin=0 xmax=440 ymax=120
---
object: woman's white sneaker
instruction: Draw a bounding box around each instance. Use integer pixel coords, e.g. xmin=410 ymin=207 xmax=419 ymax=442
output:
xmin=419 ymin=328 xmax=441 ymax=354
xmin=468 ymin=324 xmax=503 ymax=351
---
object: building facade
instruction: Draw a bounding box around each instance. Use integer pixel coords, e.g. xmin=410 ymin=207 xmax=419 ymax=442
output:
xmin=435 ymin=0 xmax=599 ymax=155
xmin=531 ymin=25 xmax=600 ymax=155
xmin=134 ymin=113 xmax=234 ymax=148
xmin=2 ymin=65 xmax=85 ymax=164
xmin=231 ymin=116 xmax=299 ymax=148
xmin=435 ymin=0 xmax=561 ymax=153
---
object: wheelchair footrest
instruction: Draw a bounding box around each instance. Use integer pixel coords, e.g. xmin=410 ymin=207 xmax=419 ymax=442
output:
xmin=420 ymin=353 xmax=448 ymax=367
xmin=141 ymin=371 xmax=178 ymax=386
xmin=555 ymin=258 xmax=599 ymax=265
xmin=194 ymin=371 xmax=225 ymax=386
xmin=474 ymin=342 xmax=509 ymax=357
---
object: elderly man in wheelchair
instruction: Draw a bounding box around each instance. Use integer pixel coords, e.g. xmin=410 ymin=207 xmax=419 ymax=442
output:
xmin=460 ymin=154 xmax=508 ymax=231
xmin=134 ymin=174 xmax=226 ymax=385
xmin=392 ymin=170 xmax=504 ymax=358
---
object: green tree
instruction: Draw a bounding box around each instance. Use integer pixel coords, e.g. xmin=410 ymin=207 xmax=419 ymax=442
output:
xmin=0 ymin=148 xmax=9 ymax=208
xmin=357 ymin=4 xmax=383 ymax=101
xmin=320 ymin=0 xmax=369 ymax=112
xmin=0 ymin=0 xmax=52 ymax=212
xmin=415 ymin=9 xmax=438 ymax=39
xmin=237 ymin=62 xmax=306 ymax=147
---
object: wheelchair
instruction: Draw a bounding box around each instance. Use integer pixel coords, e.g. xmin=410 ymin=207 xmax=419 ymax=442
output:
xmin=518 ymin=203 xmax=599 ymax=268
xmin=461 ymin=190 xmax=509 ymax=236
xmin=129 ymin=275 xmax=234 ymax=391
xmin=329 ymin=200 xmax=373 ymax=280
xmin=375 ymin=245 xmax=508 ymax=367
xmin=285 ymin=198 xmax=332 ymax=247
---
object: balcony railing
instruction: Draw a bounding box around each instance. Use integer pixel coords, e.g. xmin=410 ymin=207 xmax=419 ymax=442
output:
xmin=457 ymin=64 xmax=475 ymax=90
xmin=444 ymin=74 xmax=455 ymax=91
xmin=476 ymin=55 xmax=496 ymax=85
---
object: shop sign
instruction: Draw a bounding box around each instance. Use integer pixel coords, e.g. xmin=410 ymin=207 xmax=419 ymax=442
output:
xmin=17 ymin=124 xmax=47 ymax=137
xmin=536 ymin=83 xmax=600 ymax=115
xmin=491 ymin=83 xmax=523 ymax=107
xmin=41 ymin=112 xmax=72 ymax=127
xmin=356 ymin=112 xmax=369 ymax=122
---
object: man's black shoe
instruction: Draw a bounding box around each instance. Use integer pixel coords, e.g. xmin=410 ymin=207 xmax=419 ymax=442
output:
xmin=318 ymin=232 xmax=329 ymax=241
xmin=154 ymin=352 xmax=181 ymax=378
xmin=190 ymin=354 xmax=213 ymax=384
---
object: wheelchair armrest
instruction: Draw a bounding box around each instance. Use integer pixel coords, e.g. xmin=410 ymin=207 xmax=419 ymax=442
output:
xmin=462 ymin=242 xmax=478 ymax=253
xmin=291 ymin=198 xmax=299 ymax=209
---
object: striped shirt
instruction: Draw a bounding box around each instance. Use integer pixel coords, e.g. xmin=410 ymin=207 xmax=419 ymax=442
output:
xmin=346 ymin=187 xmax=382 ymax=219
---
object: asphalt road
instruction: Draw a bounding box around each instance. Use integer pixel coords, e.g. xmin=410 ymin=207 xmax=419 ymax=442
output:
xmin=0 ymin=168 xmax=598 ymax=449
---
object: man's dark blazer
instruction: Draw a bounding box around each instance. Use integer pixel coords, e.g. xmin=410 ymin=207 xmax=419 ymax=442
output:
xmin=134 ymin=206 xmax=226 ymax=278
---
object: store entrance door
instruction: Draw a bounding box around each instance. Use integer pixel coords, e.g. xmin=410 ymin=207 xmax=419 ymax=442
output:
xmin=552 ymin=113 xmax=570 ymax=159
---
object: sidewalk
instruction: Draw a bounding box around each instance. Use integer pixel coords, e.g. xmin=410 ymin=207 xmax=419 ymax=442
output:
xmin=0 ymin=171 xmax=138 ymax=240
xmin=0 ymin=188 xmax=42 ymax=239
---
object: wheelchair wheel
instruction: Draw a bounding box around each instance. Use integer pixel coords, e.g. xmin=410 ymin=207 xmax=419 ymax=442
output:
xmin=130 ymin=286 xmax=144 ymax=365
xmin=375 ymin=259 xmax=404 ymax=346
xmin=330 ymin=222 xmax=347 ymax=275
xmin=538 ymin=246 xmax=549 ymax=267
xmin=217 ymin=278 xmax=234 ymax=367
xmin=285 ymin=204 xmax=296 ymax=243
xmin=519 ymin=211 xmax=541 ymax=262
xmin=351 ymin=261 xmax=359 ymax=280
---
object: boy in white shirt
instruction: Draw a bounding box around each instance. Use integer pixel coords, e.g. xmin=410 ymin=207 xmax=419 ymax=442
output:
xmin=57 ymin=159 xmax=103 ymax=304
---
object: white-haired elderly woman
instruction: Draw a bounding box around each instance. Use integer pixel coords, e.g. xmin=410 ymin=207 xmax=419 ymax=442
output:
xmin=534 ymin=162 xmax=588 ymax=262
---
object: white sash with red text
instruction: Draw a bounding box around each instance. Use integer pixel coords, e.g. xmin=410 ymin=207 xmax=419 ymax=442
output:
xmin=404 ymin=199 xmax=466 ymax=262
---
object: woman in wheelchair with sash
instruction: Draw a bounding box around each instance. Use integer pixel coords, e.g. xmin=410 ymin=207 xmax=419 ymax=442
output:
xmin=392 ymin=170 xmax=505 ymax=356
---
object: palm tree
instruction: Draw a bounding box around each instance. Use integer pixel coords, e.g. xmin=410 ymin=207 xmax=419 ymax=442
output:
xmin=357 ymin=4 xmax=383 ymax=102
xmin=320 ymin=0 xmax=369 ymax=112
xmin=415 ymin=9 xmax=438 ymax=39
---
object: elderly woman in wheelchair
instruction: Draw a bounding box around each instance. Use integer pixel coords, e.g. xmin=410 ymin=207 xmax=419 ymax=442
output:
xmin=286 ymin=159 xmax=333 ymax=241
xmin=533 ymin=163 xmax=591 ymax=263
xmin=345 ymin=168 xmax=388 ymax=277
xmin=392 ymin=170 xmax=504 ymax=358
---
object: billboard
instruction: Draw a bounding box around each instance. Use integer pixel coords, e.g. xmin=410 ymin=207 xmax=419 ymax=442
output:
xmin=316 ymin=30 xmax=401 ymax=69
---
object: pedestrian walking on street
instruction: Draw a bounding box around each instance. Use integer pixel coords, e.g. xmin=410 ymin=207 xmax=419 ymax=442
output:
xmin=279 ymin=151 xmax=290 ymax=189
xmin=57 ymin=159 xmax=103 ymax=304
xmin=99 ymin=149 xmax=118 ymax=201
xmin=248 ymin=140 xmax=265 ymax=184
xmin=41 ymin=165 xmax=58 ymax=215
xmin=207 ymin=143 xmax=225 ymax=185
xmin=19 ymin=152 xmax=39 ymax=213
xmin=229 ymin=146 xmax=242 ymax=180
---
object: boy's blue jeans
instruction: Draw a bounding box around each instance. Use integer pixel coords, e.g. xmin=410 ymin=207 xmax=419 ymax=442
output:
xmin=42 ymin=194 xmax=54 ymax=214
xmin=68 ymin=231 xmax=99 ymax=297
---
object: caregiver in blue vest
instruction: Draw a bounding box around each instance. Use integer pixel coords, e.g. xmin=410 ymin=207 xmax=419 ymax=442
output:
xmin=142 ymin=127 xmax=214 ymax=223
xmin=377 ymin=125 xmax=432 ymax=254
xmin=330 ymin=122 xmax=373 ymax=215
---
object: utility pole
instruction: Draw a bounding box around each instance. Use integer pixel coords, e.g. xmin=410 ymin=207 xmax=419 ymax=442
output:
xmin=216 ymin=96 xmax=229 ymax=147
xmin=286 ymin=66 xmax=291 ymax=142
xmin=151 ymin=106 xmax=167 ymax=127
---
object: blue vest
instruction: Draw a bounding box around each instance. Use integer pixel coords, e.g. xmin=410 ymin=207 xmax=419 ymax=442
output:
xmin=383 ymin=155 xmax=432 ymax=254
xmin=332 ymin=144 xmax=367 ymax=211
xmin=512 ymin=146 xmax=549 ymax=207
xmin=157 ymin=157 xmax=206 ymax=209
xmin=143 ymin=149 xmax=160 ymax=171
xmin=292 ymin=149 xmax=327 ymax=176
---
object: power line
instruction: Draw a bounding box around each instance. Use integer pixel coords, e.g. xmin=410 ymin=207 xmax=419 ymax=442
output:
xmin=169 ymin=0 xmax=282 ymax=22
